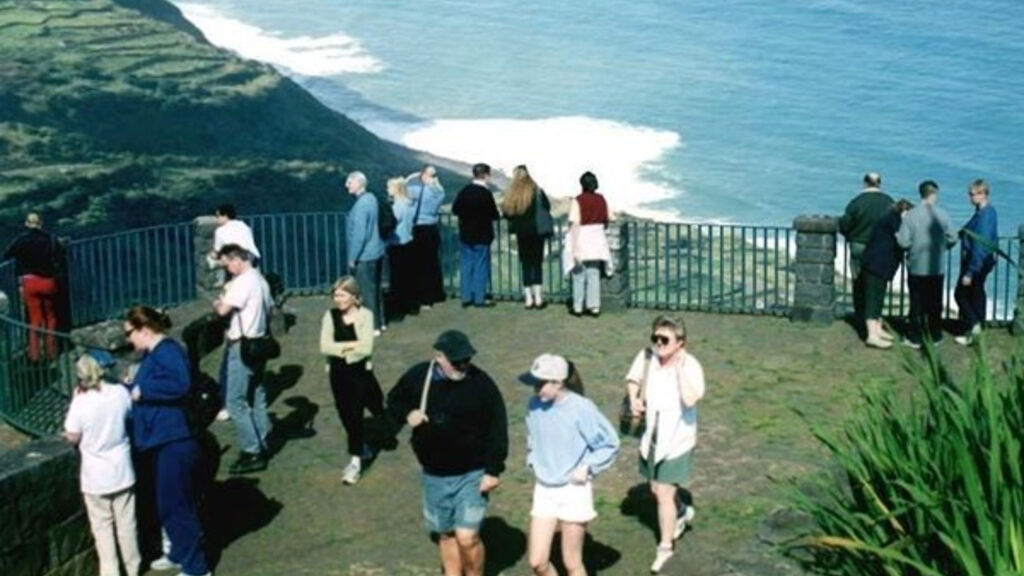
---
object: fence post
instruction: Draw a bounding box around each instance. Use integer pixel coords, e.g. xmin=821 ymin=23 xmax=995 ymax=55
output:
xmin=791 ymin=215 xmax=838 ymax=324
xmin=602 ymin=221 xmax=630 ymax=310
xmin=1014 ymin=224 xmax=1024 ymax=336
xmin=194 ymin=216 xmax=220 ymax=300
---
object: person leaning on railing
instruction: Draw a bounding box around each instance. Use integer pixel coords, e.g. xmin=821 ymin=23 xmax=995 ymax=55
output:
xmin=406 ymin=165 xmax=447 ymax=310
xmin=2 ymin=212 xmax=64 ymax=361
xmin=501 ymin=165 xmax=554 ymax=310
xmin=954 ymin=179 xmax=998 ymax=346
xmin=567 ymin=172 xmax=613 ymax=317
xmin=385 ymin=177 xmax=417 ymax=318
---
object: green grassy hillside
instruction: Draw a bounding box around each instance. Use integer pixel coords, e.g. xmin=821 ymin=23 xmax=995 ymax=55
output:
xmin=0 ymin=0 xmax=431 ymax=242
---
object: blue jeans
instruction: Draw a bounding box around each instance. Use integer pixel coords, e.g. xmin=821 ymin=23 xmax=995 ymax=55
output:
xmin=459 ymin=243 xmax=491 ymax=305
xmin=354 ymin=258 xmax=383 ymax=329
xmin=422 ymin=469 xmax=488 ymax=533
xmin=572 ymin=261 xmax=602 ymax=312
xmin=223 ymin=342 xmax=271 ymax=454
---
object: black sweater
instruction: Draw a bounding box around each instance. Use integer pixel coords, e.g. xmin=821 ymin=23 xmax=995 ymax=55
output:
xmin=2 ymin=229 xmax=60 ymax=277
xmin=386 ymin=361 xmax=508 ymax=477
xmin=452 ymin=183 xmax=499 ymax=244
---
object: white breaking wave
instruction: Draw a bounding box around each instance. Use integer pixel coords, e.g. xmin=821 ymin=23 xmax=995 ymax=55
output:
xmin=366 ymin=116 xmax=682 ymax=216
xmin=174 ymin=3 xmax=383 ymax=76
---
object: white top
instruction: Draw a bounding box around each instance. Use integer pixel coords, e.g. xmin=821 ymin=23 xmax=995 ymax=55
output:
xmin=626 ymin=348 xmax=705 ymax=463
xmin=222 ymin=268 xmax=273 ymax=340
xmin=63 ymin=383 xmax=135 ymax=495
xmin=214 ymin=219 xmax=261 ymax=259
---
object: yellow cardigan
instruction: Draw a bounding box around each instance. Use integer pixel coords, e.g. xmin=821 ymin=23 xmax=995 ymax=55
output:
xmin=318 ymin=307 xmax=374 ymax=364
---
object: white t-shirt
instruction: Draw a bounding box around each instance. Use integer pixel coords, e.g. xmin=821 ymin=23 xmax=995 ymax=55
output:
xmin=63 ymin=383 xmax=135 ymax=495
xmin=222 ymin=268 xmax=272 ymax=340
xmin=214 ymin=220 xmax=261 ymax=259
xmin=626 ymin=348 xmax=705 ymax=463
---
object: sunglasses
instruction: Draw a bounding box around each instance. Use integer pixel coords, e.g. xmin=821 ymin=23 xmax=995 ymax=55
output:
xmin=124 ymin=327 xmax=136 ymax=338
xmin=650 ymin=334 xmax=673 ymax=346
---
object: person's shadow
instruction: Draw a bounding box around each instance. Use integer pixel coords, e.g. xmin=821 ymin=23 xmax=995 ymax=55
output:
xmin=620 ymin=482 xmax=659 ymax=542
xmin=266 ymin=396 xmax=318 ymax=457
xmin=547 ymin=532 xmax=622 ymax=575
xmin=265 ymin=364 xmax=304 ymax=405
xmin=200 ymin=476 xmax=283 ymax=568
xmin=480 ymin=517 xmax=527 ymax=576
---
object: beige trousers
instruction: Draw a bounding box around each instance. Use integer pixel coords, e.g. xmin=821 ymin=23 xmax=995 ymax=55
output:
xmin=83 ymin=487 xmax=141 ymax=576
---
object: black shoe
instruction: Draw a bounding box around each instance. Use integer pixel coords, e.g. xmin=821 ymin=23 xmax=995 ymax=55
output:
xmin=474 ymin=302 xmax=495 ymax=308
xmin=461 ymin=301 xmax=473 ymax=308
xmin=229 ymin=452 xmax=268 ymax=475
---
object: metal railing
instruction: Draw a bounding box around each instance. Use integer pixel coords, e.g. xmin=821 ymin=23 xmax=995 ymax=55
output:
xmin=836 ymin=236 xmax=1020 ymax=326
xmin=627 ymin=220 xmax=795 ymax=315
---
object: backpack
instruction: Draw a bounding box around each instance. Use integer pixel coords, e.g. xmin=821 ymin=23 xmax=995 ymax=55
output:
xmin=375 ymin=192 xmax=397 ymax=240
xmin=139 ymin=372 xmax=222 ymax=432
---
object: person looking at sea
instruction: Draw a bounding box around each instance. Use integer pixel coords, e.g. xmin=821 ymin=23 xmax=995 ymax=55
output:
xmin=502 ymin=165 xmax=554 ymax=309
xmin=406 ymin=165 xmax=447 ymax=310
xmin=2 ymin=212 xmax=64 ymax=361
xmin=345 ymin=171 xmax=386 ymax=334
xmin=858 ymin=199 xmax=914 ymax=348
xmin=385 ymin=177 xmax=417 ymax=318
xmin=567 ymin=172 xmax=612 ymax=317
xmin=452 ymin=163 xmax=500 ymax=308
xmin=896 ymin=180 xmax=957 ymax=348
xmin=838 ymin=172 xmax=893 ymax=339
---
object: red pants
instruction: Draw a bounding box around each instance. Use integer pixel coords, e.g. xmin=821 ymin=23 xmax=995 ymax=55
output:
xmin=21 ymin=274 xmax=58 ymax=361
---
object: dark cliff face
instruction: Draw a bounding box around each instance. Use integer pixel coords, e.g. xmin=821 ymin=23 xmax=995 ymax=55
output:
xmin=0 ymin=0 xmax=432 ymax=243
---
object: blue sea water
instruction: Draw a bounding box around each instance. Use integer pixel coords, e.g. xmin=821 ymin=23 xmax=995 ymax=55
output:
xmin=173 ymin=0 xmax=1023 ymax=229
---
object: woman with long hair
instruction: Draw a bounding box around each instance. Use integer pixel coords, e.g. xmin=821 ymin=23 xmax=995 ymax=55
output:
xmin=319 ymin=276 xmax=384 ymax=485
xmin=386 ymin=177 xmax=417 ymax=317
xmin=567 ymin=172 xmax=612 ymax=317
xmin=502 ymin=165 xmax=553 ymax=308
xmin=124 ymin=306 xmax=210 ymax=576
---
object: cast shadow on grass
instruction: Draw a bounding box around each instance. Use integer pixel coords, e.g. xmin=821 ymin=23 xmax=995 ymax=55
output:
xmin=620 ymin=482 xmax=696 ymax=545
xmin=546 ymin=533 xmax=622 ymax=575
xmin=481 ymin=517 xmax=527 ymax=576
xmin=266 ymin=395 xmax=318 ymax=457
xmin=201 ymin=476 xmax=284 ymax=569
xmin=266 ymin=363 xmax=304 ymax=406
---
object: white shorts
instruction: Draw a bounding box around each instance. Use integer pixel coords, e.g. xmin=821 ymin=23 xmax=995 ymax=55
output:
xmin=530 ymin=482 xmax=596 ymax=524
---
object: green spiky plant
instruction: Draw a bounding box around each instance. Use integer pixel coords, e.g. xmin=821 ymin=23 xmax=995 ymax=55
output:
xmin=786 ymin=337 xmax=1024 ymax=575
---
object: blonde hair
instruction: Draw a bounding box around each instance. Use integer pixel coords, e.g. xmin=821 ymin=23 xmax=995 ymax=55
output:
xmin=75 ymin=355 xmax=104 ymax=391
xmin=387 ymin=177 xmax=410 ymax=201
xmin=331 ymin=276 xmax=362 ymax=306
xmin=25 ymin=212 xmax=42 ymax=228
xmin=501 ymin=165 xmax=538 ymax=217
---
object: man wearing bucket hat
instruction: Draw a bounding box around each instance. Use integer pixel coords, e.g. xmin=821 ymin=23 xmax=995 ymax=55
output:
xmin=386 ymin=329 xmax=508 ymax=576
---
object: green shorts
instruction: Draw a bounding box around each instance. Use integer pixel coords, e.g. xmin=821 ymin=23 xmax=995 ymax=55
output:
xmin=639 ymin=450 xmax=694 ymax=485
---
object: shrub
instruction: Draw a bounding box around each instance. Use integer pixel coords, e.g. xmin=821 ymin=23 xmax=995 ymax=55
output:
xmin=787 ymin=338 xmax=1024 ymax=576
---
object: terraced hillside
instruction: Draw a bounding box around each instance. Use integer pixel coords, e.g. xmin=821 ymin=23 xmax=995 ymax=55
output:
xmin=0 ymin=0 xmax=424 ymax=241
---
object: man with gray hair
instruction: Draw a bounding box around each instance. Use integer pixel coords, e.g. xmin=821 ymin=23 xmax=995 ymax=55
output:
xmin=896 ymin=180 xmax=957 ymax=347
xmin=345 ymin=171 xmax=386 ymax=334
xmin=839 ymin=173 xmax=893 ymax=337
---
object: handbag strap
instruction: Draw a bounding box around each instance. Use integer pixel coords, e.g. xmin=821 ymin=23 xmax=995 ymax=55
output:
xmin=418 ymin=358 xmax=436 ymax=413
xmin=637 ymin=347 xmax=653 ymax=400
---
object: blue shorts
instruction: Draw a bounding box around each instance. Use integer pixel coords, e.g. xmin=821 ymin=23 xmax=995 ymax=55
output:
xmin=421 ymin=469 xmax=488 ymax=534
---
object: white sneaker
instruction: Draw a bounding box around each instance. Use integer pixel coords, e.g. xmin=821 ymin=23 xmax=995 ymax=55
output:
xmin=954 ymin=334 xmax=974 ymax=346
xmin=342 ymin=461 xmax=361 ymax=485
xmin=174 ymin=572 xmax=212 ymax=576
xmin=215 ymin=409 xmax=231 ymax=422
xmin=673 ymin=505 xmax=696 ymax=540
xmin=373 ymin=329 xmax=382 ymax=337
xmin=150 ymin=556 xmax=180 ymax=571
xmin=865 ymin=336 xmax=893 ymax=349
xmin=650 ymin=545 xmax=674 ymax=573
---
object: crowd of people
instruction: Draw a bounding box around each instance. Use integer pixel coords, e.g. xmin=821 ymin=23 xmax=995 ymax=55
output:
xmin=1 ymin=165 xmax=1000 ymax=576
xmin=840 ymin=173 xmax=1000 ymax=349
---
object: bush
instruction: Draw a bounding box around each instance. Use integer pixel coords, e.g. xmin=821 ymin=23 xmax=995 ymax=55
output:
xmin=787 ymin=338 xmax=1024 ymax=576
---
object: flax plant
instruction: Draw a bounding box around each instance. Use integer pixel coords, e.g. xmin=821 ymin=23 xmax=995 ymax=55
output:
xmin=787 ymin=337 xmax=1024 ymax=576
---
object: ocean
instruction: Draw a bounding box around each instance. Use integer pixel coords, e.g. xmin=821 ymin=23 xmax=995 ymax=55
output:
xmin=172 ymin=0 xmax=1022 ymax=230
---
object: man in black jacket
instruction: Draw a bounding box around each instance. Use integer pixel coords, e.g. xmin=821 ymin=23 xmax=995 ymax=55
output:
xmin=387 ymin=329 xmax=508 ymax=576
xmin=452 ymin=163 xmax=500 ymax=308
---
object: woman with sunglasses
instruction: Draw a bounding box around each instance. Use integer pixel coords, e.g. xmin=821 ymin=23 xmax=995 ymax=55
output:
xmin=124 ymin=306 xmax=210 ymax=576
xmin=522 ymin=354 xmax=619 ymax=576
xmin=624 ymin=315 xmax=706 ymax=574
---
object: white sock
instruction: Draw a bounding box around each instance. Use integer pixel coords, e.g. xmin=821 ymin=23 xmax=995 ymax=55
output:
xmin=532 ymin=285 xmax=543 ymax=305
xmin=350 ymin=456 xmax=361 ymax=469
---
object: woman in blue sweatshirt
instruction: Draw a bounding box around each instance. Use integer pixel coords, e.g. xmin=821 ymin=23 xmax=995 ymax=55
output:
xmin=522 ymin=354 xmax=619 ymax=576
xmin=125 ymin=306 xmax=210 ymax=576
xmin=954 ymin=179 xmax=999 ymax=345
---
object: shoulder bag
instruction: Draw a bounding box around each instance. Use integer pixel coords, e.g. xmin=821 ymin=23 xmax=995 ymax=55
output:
xmin=533 ymin=188 xmax=554 ymax=237
xmin=619 ymin=348 xmax=653 ymax=437
xmin=238 ymin=285 xmax=280 ymax=367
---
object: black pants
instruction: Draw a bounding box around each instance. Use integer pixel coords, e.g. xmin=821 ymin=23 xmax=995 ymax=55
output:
xmin=388 ymin=242 xmax=416 ymax=317
xmin=907 ymin=274 xmax=944 ymax=343
xmin=517 ymin=233 xmax=545 ymax=286
xmin=329 ymin=360 xmax=384 ymax=456
xmin=412 ymin=224 xmax=446 ymax=306
xmin=954 ymin=265 xmax=992 ymax=332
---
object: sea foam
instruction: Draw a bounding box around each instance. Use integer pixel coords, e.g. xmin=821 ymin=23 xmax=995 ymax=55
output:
xmin=175 ymin=3 xmax=383 ymax=76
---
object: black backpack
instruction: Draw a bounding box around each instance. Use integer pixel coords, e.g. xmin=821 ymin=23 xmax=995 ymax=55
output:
xmin=375 ymin=192 xmax=397 ymax=241
xmin=139 ymin=372 xmax=222 ymax=432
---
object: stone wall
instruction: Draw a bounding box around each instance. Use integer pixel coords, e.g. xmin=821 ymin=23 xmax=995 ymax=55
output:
xmin=194 ymin=216 xmax=220 ymax=301
xmin=0 ymin=439 xmax=95 ymax=576
xmin=790 ymin=215 xmax=838 ymax=324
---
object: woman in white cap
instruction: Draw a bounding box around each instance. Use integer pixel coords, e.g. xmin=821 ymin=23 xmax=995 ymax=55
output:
xmin=522 ymin=353 xmax=619 ymax=576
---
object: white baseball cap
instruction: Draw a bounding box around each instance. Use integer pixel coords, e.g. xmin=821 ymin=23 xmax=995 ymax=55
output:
xmin=519 ymin=353 xmax=569 ymax=386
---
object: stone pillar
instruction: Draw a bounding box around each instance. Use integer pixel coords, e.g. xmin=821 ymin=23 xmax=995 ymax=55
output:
xmin=194 ymin=216 xmax=220 ymax=300
xmin=1014 ymin=224 xmax=1024 ymax=336
xmin=790 ymin=215 xmax=838 ymax=324
xmin=601 ymin=221 xmax=630 ymax=311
